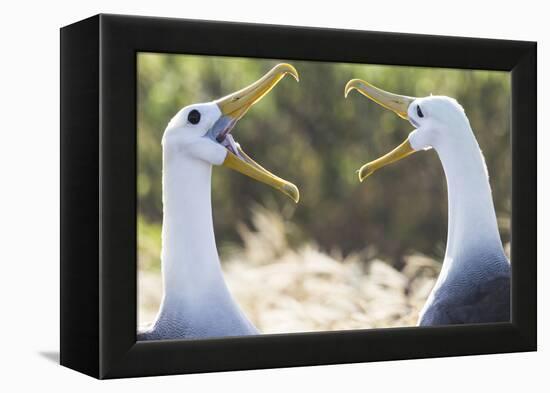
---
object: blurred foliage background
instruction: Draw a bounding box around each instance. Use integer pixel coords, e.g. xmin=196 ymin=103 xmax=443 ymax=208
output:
xmin=137 ymin=53 xmax=511 ymax=329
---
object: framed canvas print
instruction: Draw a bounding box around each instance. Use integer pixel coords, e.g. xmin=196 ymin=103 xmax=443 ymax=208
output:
xmin=60 ymin=14 xmax=536 ymax=379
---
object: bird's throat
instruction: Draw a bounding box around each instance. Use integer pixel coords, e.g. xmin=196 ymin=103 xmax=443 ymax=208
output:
xmin=436 ymin=134 xmax=505 ymax=264
xmin=160 ymin=153 xmax=227 ymax=302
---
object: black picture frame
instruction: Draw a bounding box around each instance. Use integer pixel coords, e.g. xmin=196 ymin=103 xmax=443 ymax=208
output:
xmin=60 ymin=14 xmax=537 ymax=379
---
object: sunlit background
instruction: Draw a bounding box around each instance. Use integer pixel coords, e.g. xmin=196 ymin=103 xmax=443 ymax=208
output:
xmin=137 ymin=53 xmax=511 ymax=333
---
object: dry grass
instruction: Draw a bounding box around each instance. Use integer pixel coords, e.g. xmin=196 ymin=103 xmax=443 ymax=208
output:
xmin=138 ymin=206 xmax=441 ymax=332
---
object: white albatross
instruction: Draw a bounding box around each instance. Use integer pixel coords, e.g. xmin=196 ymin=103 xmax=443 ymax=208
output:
xmin=138 ymin=64 xmax=300 ymax=340
xmin=345 ymin=79 xmax=510 ymax=326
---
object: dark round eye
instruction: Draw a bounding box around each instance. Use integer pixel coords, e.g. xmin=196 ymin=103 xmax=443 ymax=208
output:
xmin=187 ymin=109 xmax=201 ymax=125
xmin=416 ymin=105 xmax=424 ymax=118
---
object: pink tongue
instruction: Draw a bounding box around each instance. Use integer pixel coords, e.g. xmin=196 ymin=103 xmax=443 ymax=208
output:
xmin=222 ymin=134 xmax=243 ymax=159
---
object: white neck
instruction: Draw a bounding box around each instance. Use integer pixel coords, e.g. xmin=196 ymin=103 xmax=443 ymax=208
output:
xmin=159 ymin=149 xmax=227 ymax=306
xmin=435 ymin=125 xmax=504 ymax=266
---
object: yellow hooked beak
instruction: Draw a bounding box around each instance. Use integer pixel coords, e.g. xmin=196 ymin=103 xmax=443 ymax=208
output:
xmin=356 ymin=139 xmax=415 ymax=182
xmin=345 ymin=79 xmax=415 ymax=120
xmin=216 ymin=63 xmax=299 ymax=121
xmin=345 ymin=79 xmax=417 ymax=182
xmin=216 ymin=63 xmax=300 ymax=203
xmin=223 ymin=145 xmax=300 ymax=203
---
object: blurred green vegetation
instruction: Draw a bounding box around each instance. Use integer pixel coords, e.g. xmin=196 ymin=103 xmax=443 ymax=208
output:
xmin=137 ymin=53 xmax=511 ymax=270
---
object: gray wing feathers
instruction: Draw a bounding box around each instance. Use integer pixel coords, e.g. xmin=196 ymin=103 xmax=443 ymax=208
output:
xmin=420 ymin=267 xmax=510 ymax=326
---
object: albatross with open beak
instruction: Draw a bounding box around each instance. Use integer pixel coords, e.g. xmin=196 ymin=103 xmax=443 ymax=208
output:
xmin=138 ymin=64 xmax=300 ymax=340
xmin=345 ymin=79 xmax=510 ymax=326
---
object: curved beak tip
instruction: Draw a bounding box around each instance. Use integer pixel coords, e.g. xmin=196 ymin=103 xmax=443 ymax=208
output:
xmin=344 ymin=79 xmax=361 ymax=98
xmin=283 ymin=183 xmax=300 ymax=203
xmin=275 ymin=63 xmax=300 ymax=82
xmin=357 ymin=164 xmax=376 ymax=183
